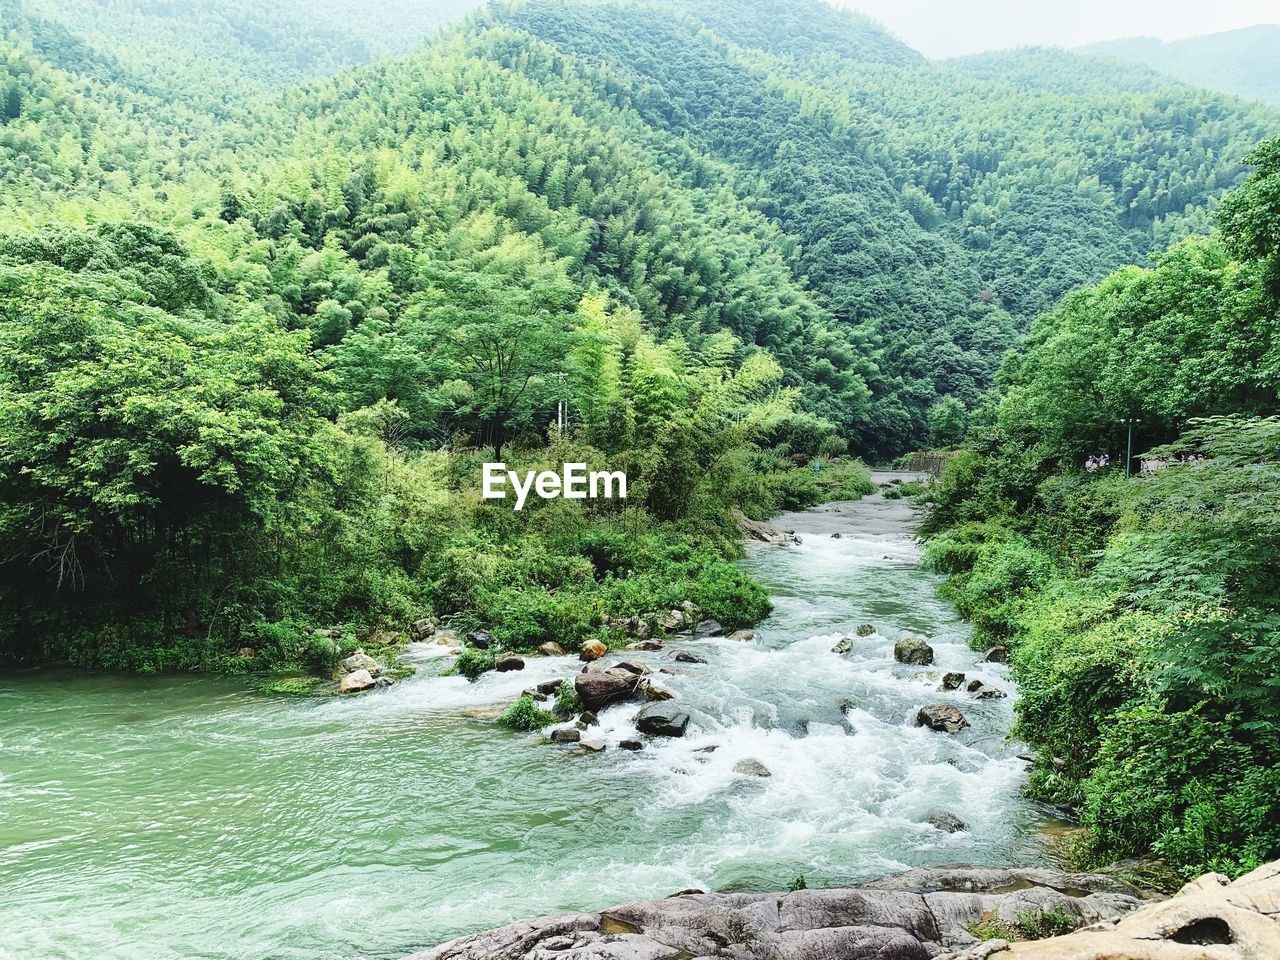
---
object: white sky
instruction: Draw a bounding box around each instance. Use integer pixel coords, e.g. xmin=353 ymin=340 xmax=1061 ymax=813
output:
xmin=832 ymin=0 xmax=1280 ymax=58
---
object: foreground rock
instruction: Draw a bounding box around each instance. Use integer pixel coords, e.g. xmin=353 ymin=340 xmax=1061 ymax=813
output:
xmin=634 ymin=702 xmax=689 ymax=737
xmin=338 ymin=669 xmax=376 ymax=694
xmin=895 ymin=636 xmax=934 ymax=665
xmin=406 ymin=864 xmax=1152 ymax=960
xmin=918 ymin=703 xmax=970 ymax=733
xmin=942 ymin=861 xmax=1280 ymax=960
xmin=574 ymin=668 xmax=640 ymax=713
xmin=732 ymin=508 xmax=800 ymax=546
xmin=579 ymin=639 xmax=607 ymax=662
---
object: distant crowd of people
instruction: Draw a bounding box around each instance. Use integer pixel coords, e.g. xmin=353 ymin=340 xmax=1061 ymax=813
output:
xmin=1085 ymin=453 xmax=1207 ymax=474
xmin=1140 ymin=454 xmax=1206 ymax=474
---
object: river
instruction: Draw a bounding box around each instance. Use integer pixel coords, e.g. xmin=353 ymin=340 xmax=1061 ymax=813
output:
xmin=0 ymin=478 xmax=1054 ymax=960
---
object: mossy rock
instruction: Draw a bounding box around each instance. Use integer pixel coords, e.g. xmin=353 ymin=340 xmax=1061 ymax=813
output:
xmin=258 ymin=676 xmax=332 ymax=697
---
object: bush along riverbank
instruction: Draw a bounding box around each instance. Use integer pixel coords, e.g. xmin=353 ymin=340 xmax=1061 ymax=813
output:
xmin=917 ymin=142 xmax=1280 ymax=881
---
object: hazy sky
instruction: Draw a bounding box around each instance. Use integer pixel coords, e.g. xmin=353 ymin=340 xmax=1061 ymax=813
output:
xmin=833 ymin=0 xmax=1280 ymax=58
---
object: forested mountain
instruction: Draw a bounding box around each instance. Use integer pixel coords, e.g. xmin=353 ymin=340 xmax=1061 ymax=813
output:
xmin=1082 ymin=26 xmax=1280 ymax=107
xmin=0 ymin=0 xmax=479 ymax=108
xmin=4 ymin=0 xmax=1275 ymax=453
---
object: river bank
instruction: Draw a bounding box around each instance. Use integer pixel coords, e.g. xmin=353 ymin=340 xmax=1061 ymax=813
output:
xmin=0 ymin=482 xmax=1053 ymax=960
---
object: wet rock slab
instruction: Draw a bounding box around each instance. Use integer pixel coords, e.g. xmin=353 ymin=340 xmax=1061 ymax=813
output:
xmin=405 ymin=865 xmax=1150 ymax=960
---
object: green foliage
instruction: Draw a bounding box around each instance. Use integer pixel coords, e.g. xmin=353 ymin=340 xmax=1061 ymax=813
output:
xmin=1013 ymin=907 xmax=1078 ymax=940
xmin=497 ymin=694 xmax=555 ymax=731
xmin=554 ymin=680 xmax=582 ymax=717
xmin=923 ymin=154 xmax=1280 ymax=877
xmin=454 ymin=646 xmax=497 ymax=683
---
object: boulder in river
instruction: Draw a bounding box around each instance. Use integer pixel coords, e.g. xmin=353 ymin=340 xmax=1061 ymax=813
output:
xmin=535 ymin=679 xmax=563 ymax=696
xmin=626 ymin=639 xmax=664 ymax=652
xmin=831 ymin=637 xmax=854 ymax=654
xmin=726 ymin=630 xmax=754 ymax=642
xmin=917 ymin=703 xmax=970 ymax=733
xmin=549 ymin=727 xmax=581 ymax=743
xmin=924 ymin=810 xmax=967 ymax=833
xmin=895 ymin=636 xmax=935 ymax=665
xmin=336 ymin=649 xmax=381 ymax=677
xmin=856 ymin=623 xmax=875 ymax=637
xmin=338 ymin=669 xmax=376 ymax=694
xmin=537 ymin=642 xmax=566 ymax=657
xmin=578 ymin=739 xmax=606 ymax=753
xmin=731 ymin=508 xmax=800 ymax=546
xmin=694 ymin=619 xmax=725 ymax=637
xmin=984 ymin=645 xmax=1009 ymax=663
xmin=466 ymin=629 xmax=495 ymax=650
xmin=579 ymin=639 xmax=607 ymax=662
xmin=574 ymin=668 xmax=640 ymax=713
xmin=972 ymin=684 xmax=1008 ymax=700
xmin=673 ymin=651 xmax=706 ymax=664
xmin=643 ymin=680 xmax=676 ymax=702
xmin=656 ymin=609 xmax=684 ymax=632
xmin=831 ymin=532 xmax=843 ymax=539
xmin=612 ymin=660 xmax=651 ymax=676
xmin=619 ymin=739 xmax=644 ymax=751
xmin=940 ymin=671 xmax=966 ymax=691
xmin=495 ymin=654 xmax=525 ymax=672
xmin=635 ymin=703 xmax=690 ymax=737
xmin=733 ymin=759 xmax=771 ymax=778
xmin=410 ymin=618 xmax=435 ymax=639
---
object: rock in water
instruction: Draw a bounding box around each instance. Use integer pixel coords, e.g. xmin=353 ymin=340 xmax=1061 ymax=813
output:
xmin=495 ymin=654 xmax=525 ymax=672
xmin=336 ymin=649 xmax=380 ymax=677
xmin=856 ymin=623 xmax=876 ymax=637
xmin=579 ymin=638 xmax=607 ymax=662
xmin=831 ymin=637 xmax=854 ymax=654
xmin=574 ymin=668 xmax=640 ymax=712
xmin=674 ymin=651 xmax=706 ymax=664
xmin=984 ymin=645 xmax=1009 ymax=663
xmin=726 ymin=630 xmax=754 ymax=642
xmin=694 ymin=620 xmax=725 ymax=637
xmin=635 ymin=703 xmax=690 ymax=737
xmin=638 ymin=680 xmax=674 ymax=702
xmin=579 ymin=739 xmax=606 ymax=753
xmin=537 ymin=641 xmax=565 ymax=657
xmin=549 ymin=727 xmax=581 ymax=743
xmin=940 ymin=671 xmax=966 ymax=691
xmin=733 ymin=759 xmax=771 ymax=778
xmin=338 ymin=669 xmax=376 ymax=694
xmin=895 ymin=636 xmax=935 ymax=665
xmin=466 ymin=629 xmax=495 ymax=649
xmin=626 ymin=639 xmax=665 ymax=651
xmin=612 ymin=660 xmax=651 ymax=676
xmin=410 ymin=618 xmax=435 ymax=639
xmin=917 ymin=703 xmax=970 ymax=733
xmin=619 ymin=739 xmax=644 ymax=751
xmin=924 ymin=810 xmax=967 ymax=833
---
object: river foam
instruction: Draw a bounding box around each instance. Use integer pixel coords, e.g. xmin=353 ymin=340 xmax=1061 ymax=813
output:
xmin=0 ymin=483 xmax=1052 ymax=960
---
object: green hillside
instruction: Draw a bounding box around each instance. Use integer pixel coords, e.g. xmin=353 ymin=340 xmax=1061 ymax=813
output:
xmin=1083 ymin=26 xmax=1280 ymax=107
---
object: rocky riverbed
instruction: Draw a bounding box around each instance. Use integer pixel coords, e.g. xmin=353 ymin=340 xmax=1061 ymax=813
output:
xmin=407 ymin=860 xmax=1280 ymax=960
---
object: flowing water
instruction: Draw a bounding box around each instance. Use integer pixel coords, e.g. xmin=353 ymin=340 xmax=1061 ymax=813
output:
xmin=0 ymin=480 xmax=1054 ymax=960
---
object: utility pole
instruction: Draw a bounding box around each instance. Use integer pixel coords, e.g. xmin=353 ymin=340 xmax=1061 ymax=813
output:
xmin=1122 ymin=417 xmax=1142 ymax=478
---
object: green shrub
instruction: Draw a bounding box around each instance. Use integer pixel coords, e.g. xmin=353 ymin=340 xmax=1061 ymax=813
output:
xmin=1013 ymin=907 xmax=1077 ymax=940
xmin=454 ymin=646 xmax=497 ymax=682
xmin=554 ymin=679 xmax=583 ymax=716
xmin=497 ymin=695 xmax=556 ymax=731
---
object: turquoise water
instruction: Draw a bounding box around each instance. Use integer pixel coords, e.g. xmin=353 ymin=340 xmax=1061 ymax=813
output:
xmin=0 ymin=493 xmax=1051 ymax=960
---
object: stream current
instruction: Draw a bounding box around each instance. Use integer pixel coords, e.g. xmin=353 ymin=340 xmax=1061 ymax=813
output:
xmin=0 ymin=478 xmax=1053 ymax=960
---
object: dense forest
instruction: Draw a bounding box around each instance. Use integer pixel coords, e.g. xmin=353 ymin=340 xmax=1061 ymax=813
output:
xmin=922 ymin=138 xmax=1280 ymax=878
xmin=1 ymin=0 xmax=1279 ymax=878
